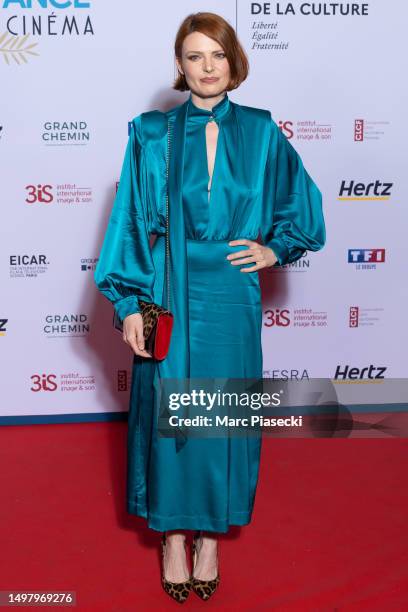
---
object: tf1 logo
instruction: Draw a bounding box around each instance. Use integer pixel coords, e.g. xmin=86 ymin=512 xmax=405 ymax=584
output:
xmin=30 ymin=374 xmax=58 ymax=392
xmin=348 ymin=249 xmax=385 ymax=263
xmin=264 ymin=308 xmax=290 ymax=327
xmin=25 ymin=184 xmax=53 ymax=204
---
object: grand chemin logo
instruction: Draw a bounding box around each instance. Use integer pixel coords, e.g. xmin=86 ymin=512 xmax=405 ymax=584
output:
xmin=338 ymin=180 xmax=393 ymax=201
xmin=1 ymin=0 xmax=94 ymax=65
xmin=43 ymin=313 xmax=90 ymax=337
xmin=42 ymin=120 xmax=90 ymax=144
xmin=267 ymin=250 xmax=310 ymax=273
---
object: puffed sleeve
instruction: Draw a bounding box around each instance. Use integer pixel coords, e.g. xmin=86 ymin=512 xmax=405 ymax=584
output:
xmin=94 ymin=115 xmax=155 ymax=327
xmin=261 ymin=114 xmax=326 ymax=266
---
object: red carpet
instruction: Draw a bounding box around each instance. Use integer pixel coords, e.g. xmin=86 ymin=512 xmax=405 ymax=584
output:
xmin=0 ymin=422 xmax=407 ymax=611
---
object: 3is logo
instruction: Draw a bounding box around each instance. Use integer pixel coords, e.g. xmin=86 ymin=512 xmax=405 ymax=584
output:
xmin=264 ymin=308 xmax=290 ymax=327
xmin=25 ymin=184 xmax=53 ymax=204
xmin=30 ymin=374 xmax=58 ymax=392
xmin=278 ymin=120 xmax=294 ymax=139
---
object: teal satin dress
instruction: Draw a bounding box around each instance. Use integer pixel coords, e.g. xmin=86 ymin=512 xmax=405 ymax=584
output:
xmin=94 ymin=92 xmax=326 ymax=532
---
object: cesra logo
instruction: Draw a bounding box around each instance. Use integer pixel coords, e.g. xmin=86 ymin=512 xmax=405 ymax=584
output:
xmin=263 ymin=308 xmax=290 ymax=327
xmin=25 ymin=184 xmax=53 ymax=204
xmin=338 ymin=180 xmax=392 ymax=200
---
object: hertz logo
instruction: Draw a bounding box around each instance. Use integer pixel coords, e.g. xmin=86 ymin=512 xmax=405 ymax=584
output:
xmin=338 ymin=180 xmax=392 ymax=200
xmin=334 ymin=364 xmax=386 ymax=381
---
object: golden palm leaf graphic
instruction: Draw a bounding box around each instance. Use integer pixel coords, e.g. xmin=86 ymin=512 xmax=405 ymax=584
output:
xmin=0 ymin=32 xmax=39 ymax=65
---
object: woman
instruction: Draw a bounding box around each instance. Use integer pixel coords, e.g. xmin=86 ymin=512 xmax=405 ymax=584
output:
xmin=94 ymin=12 xmax=325 ymax=604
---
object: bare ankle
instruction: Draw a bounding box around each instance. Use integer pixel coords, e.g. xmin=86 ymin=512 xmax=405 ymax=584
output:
xmin=199 ymin=534 xmax=218 ymax=549
xmin=165 ymin=531 xmax=187 ymax=546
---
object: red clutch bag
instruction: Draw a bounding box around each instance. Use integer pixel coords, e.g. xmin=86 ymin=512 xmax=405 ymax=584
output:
xmin=138 ymin=300 xmax=174 ymax=361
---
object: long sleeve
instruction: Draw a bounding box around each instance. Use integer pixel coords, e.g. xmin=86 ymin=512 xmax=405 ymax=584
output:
xmin=94 ymin=115 xmax=155 ymax=326
xmin=261 ymin=114 xmax=326 ymax=266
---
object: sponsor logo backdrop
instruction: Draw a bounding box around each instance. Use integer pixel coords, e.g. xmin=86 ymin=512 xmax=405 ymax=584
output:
xmin=1 ymin=1 xmax=406 ymax=419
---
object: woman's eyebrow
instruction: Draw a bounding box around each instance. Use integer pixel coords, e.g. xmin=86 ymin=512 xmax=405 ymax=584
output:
xmin=186 ymin=50 xmax=224 ymax=54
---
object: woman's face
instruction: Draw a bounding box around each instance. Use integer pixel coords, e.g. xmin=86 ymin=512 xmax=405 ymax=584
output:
xmin=176 ymin=31 xmax=231 ymax=98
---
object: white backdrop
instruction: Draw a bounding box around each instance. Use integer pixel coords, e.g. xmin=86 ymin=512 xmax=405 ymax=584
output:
xmin=1 ymin=1 xmax=406 ymax=422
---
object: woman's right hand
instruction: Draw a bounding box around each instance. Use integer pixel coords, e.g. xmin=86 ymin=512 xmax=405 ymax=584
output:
xmin=123 ymin=313 xmax=152 ymax=358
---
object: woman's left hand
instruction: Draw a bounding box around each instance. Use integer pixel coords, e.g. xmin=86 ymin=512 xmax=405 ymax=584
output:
xmin=227 ymin=239 xmax=278 ymax=271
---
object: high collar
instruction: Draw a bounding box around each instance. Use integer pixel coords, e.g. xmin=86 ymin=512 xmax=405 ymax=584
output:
xmin=186 ymin=92 xmax=231 ymax=124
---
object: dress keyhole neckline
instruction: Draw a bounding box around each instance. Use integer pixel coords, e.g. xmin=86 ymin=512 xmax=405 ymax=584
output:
xmin=205 ymin=121 xmax=219 ymax=205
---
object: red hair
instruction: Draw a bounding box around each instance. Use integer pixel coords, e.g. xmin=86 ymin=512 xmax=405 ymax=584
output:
xmin=173 ymin=12 xmax=249 ymax=91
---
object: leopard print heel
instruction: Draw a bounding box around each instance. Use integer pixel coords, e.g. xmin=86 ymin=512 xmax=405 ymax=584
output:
xmin=191 ymin=531 xmax=220 ymax=601
xmin=161 ymin=533 xmax=192 ymax=604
